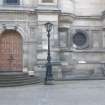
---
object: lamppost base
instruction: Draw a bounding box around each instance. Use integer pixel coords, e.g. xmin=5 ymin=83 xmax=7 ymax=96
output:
xmin=44 ymin=80 xmax=54 ymax=85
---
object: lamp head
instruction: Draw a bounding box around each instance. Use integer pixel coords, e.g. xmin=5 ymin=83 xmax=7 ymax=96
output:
xmin=45 ymin=22 xmax=53 ymax=32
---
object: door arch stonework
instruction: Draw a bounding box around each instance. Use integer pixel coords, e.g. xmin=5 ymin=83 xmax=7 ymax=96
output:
xmin=0 ymin=30 xmax=23 ymax=71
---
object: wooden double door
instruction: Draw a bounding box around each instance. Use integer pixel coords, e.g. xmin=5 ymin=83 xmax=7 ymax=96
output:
xmin=0 ymin=30 xmax=23 ymax=71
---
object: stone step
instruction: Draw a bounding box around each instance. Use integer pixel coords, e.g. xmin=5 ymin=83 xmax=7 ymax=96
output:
xmin=0 ymin=81 xmax=41 ymax=87
xmin=0 ymin=78 xmax=40 ymax=83
xmin=0 ymin=79 xmax=41 ymax=87
xmin=0 ymin=72 xmax=41 ymax=87
xmin=0 ymin=75 xmax=40 ymax=80
xmin=0 ymin=78 xmax=40 ymax=84
xmin=0 ymin=77 xmax=40 ymax=82
xmin=0 ymin=72 xmax=28 ymax=76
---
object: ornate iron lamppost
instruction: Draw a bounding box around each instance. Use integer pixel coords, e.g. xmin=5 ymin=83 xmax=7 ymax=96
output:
xmin=44 ymin=22 xmax=53 ymax=85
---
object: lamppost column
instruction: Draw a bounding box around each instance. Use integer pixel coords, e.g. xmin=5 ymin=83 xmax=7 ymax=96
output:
xmin=47 ymin=31 xmax=51 ymax=62
xmin=44 ymin=22 xmax=53 ymax=85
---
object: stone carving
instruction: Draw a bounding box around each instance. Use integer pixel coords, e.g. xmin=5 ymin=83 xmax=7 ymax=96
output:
xmin=73 ymin=31 xmax=87 ymax=46
xmin=72 ymin=30 xmax=89 ymax=49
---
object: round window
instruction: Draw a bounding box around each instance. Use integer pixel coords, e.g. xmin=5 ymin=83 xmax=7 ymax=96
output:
xmin=73 ymin=31 xmax=87 ymax=47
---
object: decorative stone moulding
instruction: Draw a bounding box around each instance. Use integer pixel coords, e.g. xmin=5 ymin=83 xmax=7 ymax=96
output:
xmin=71 ymin=29 xmax=89 ymax=50
xmin=59 ymin=13 xmax=75 ymax=23
xmin=102 ymin=10 xmax=105 ymax=29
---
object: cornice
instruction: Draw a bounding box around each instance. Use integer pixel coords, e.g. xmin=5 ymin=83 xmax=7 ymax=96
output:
xmin=0 ymin=5 xmax=104 ymax=22
xmin=59 ymin=12 xmax=102 ymax=23
xmin=35 ymin=6 xmax=60 ymax=14
xmin=59 ymin=13 xmax=76 ymax=23
xmin=0 ymin=6 xmax=35 ymax=13
xmin=76 ymin=15 xmax=101 ymax=20
xmin=0 ymin=6 xmax=61 ymax=14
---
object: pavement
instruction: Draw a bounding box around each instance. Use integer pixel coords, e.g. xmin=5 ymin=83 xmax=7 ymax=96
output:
xmin=0 ymin=80 xmax=105 ymax=105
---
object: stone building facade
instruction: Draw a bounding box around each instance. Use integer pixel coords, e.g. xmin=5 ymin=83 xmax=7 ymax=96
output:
xmin=0 ymin=0 xmax=105 ymax=80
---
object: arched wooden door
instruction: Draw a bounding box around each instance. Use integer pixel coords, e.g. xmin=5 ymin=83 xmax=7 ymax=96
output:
xmin=0 ymin=30 xmax=23 ymax=71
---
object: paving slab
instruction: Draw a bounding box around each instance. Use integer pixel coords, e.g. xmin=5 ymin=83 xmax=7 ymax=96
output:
xmin=0 ymin=80 xmax=105 ymax=105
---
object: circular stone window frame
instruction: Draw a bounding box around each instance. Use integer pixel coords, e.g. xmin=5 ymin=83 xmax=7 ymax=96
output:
xmin=72 ymin=30 xmax=89 ymax=50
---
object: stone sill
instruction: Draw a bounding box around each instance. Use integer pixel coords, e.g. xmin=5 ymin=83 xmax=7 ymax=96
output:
xmin=0 ymin=5 xmax=60 ymax=13
xmin=61 ymin=61 xmax=105 ymax=65
xmin=37 ymin=48 xmax=60 ymax=52
xmin=77 ymin=61 xmax=105 ymax=64
xmin=0 ymin=5 xmax=34 ymax=12
xmin=36 ymin=61 xmax=61 ymax=66
xmin=36 ymin=6 xmax=60 ymax=13
xmin=60 ymin=48 xmax=105 ymax=53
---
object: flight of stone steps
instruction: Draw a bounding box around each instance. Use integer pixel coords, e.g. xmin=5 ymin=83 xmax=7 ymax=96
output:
xmin=0 ymin=72 xmax=41 ymax=87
